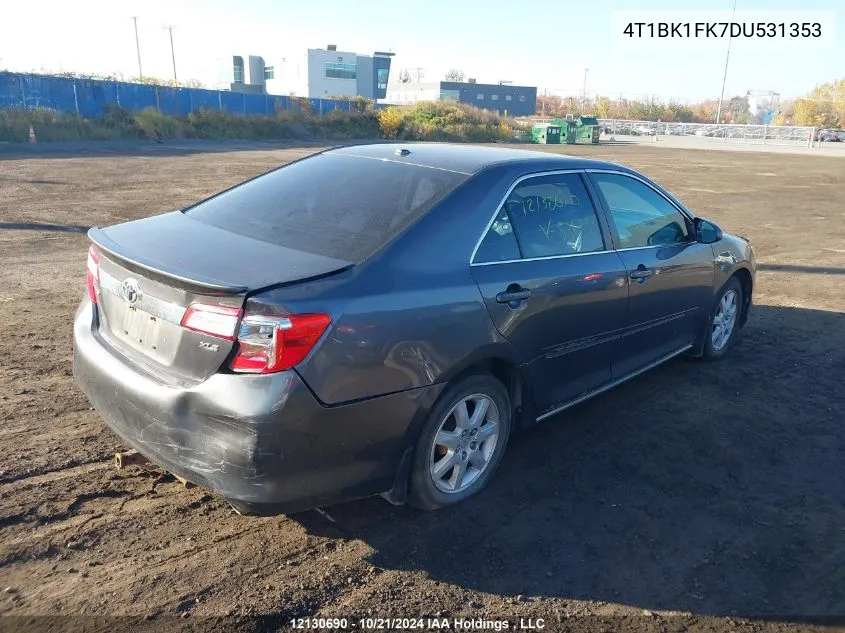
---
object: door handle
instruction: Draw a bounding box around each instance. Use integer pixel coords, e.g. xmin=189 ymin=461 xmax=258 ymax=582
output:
xmin=629 ymin=267 xmax=653 ymax=281
xmin=496 ymin=287 xmax=532 ymax=304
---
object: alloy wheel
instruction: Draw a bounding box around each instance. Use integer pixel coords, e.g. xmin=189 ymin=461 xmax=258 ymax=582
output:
xmin=429 ymin=394 xmax=500 ymax=494
xmin=712 ymin=289 xmax=739 ymax=351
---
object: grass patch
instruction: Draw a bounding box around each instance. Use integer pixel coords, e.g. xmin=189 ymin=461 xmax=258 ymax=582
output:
xmin=380 ymin=101 xmax=518 ymax=143
xmin=0 ymin=101 xmax=524 ymax=144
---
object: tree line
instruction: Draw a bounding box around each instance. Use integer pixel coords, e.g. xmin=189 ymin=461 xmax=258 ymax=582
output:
xmin=536 ymin=77 xmax=845 ymax=128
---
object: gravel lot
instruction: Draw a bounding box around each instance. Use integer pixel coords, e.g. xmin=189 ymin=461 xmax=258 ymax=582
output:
xmin=0 ymin=141 xmax=843 ymax=633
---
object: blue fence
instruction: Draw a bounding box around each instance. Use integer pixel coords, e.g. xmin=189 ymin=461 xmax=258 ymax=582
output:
xmin=0 ymin=72 xmax=374 ymax=118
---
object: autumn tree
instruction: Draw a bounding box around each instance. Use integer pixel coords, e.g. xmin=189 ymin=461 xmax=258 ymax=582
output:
xmin=792 ymin=79 xmax=845 ymax=127
xmin=594 ymin=96 xmax=609 ymax=118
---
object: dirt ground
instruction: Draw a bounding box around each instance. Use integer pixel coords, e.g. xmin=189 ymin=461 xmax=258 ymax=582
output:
xmin=1 ymin=141 xmax=843 ymax=633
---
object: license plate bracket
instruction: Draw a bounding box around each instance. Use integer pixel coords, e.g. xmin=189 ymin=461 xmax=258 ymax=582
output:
xmin=120 ymin=305 xmax=164 ymax=351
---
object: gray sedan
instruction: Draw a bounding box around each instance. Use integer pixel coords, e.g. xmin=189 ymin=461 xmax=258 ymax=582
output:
xmin=73 ymin=143 xmax=756 ymax=514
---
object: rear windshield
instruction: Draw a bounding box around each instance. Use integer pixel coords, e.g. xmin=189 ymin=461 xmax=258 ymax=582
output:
xmin=184 ymin=153 xmax=468 ymax=263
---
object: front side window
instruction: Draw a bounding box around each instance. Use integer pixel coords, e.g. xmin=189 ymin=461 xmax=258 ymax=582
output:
xmin=505 ymin=174 xmax=604 ymax=258
xmin=476 ymin=93 xmax=484 ymax=100
xmin=591 ymin=173 xmax=690 ymax=248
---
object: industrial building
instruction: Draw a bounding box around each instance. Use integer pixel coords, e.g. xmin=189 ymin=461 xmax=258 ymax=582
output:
xmin=215 ymin=55 xmax=270 ymax=94
xmin=747 ymin=90 xmax=780 ymax=125
xmin=215 ymin=46 xmax=394 ymax=100
xmin=385 ymin=80 xmax=537 ymax=116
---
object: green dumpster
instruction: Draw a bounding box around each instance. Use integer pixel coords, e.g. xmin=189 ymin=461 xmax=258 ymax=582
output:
xmin=531 ymin=124 xmax=562 ymax=144
xmin=576 ymin=116 xmax=600 ymax=144
xmin=550 ymin=118 xmax=576 ymax=144
xmin=565 ymin=120 xmax=577 ymax=144
xmin=551 ymin=116 xmax=600 ymax=144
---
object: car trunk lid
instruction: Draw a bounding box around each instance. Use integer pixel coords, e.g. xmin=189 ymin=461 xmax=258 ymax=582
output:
xmin=88 ymin=212 xmax=352 ymax=384
xmin=90 ymin=211 xmax=353 ymax=292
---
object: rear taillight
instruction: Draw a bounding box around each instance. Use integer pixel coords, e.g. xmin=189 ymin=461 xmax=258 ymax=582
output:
xmin=86 ymin=246 xmax=100 ymax=303
xmin=181 ymin=304 xmax=242 ymax=340
xmin=230 ymin=313 xmax=331 ymax=374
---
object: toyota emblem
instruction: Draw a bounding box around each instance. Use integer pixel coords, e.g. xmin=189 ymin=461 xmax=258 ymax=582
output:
xmin=120 ymin=278 xmax=141 ymax=305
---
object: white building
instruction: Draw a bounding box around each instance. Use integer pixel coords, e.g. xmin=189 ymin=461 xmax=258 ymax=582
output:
xmin=262 ymin=46 xmax=394 ymax=99
xmin=747 ymin=90 xmax=781 ymax=125
xmin=262 ymin=48 xmax=360 ymax=98
xmin=262 ymin=53 xmax=309 ymax=97
xmin=309 ymin=48 xmax=359 ymax=98
xmin=384 ymin=82 xmax=442 ymax=105
xmin=214 ymin=55 xmax=269 ymax=94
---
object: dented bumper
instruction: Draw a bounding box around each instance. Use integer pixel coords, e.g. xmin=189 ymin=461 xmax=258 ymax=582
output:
xmin=73 ymin=300 xmax=442 ymax=513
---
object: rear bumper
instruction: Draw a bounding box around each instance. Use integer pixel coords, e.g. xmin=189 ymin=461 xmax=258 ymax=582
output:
xmin=73 ymin=300 xmax=443 ymax=513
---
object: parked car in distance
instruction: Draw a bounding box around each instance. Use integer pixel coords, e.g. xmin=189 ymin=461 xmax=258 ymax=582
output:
xmin=817 ymin=129 xmax=843 ymax=142
xmin=632 ymin=124 xmax=654 ymax=136
xmin=74 ymin=143 xmax=756 ymax=515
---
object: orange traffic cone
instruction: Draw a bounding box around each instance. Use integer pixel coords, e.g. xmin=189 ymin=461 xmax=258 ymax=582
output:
xmin=28 ymin=125 xmax=37 ymax=143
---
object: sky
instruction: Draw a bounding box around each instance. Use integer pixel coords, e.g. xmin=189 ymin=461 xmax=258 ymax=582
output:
xmin=0 ymin=0 xmax=841 ymax=102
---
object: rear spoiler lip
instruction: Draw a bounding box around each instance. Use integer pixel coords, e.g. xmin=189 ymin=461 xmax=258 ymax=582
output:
xmin=88 ymin=227 xmax=249 ymax=294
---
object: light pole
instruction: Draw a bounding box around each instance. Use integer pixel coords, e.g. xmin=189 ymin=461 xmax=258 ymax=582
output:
xmin=582 ymin=68 xmax=589 ymax=110
xmin=132 ymin=17 xmax=143 ymax=79
xmin=715 ymin=0 xmax=738 ymax=124
xmin=164 ymin=25 xmax=177 ymax=83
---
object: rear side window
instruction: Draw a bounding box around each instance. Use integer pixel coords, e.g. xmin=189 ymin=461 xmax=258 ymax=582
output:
xmin=474 ymin=207 xmax=520 ymax=263
xmin=185 ymin=154 xmax=467 ymax=263
xmin=504 ymin=173 xmax=604 ymax=258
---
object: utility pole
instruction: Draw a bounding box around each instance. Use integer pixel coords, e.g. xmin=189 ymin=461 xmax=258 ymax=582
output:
xmin=582 ymin=68 xmax=589 ymax=104
xmin=163 ymin=25 xmax=177 ymax=83
xmin=715 ymin=0 xmax=737 ymax=124
xmin=132 ymin=17 xmax=143 ymax=79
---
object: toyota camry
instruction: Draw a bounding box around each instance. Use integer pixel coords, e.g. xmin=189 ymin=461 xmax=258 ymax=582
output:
xmin=73 ymin=143 xmax=756 ymax=514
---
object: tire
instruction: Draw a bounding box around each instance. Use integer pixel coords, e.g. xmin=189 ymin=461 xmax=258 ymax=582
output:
xmin=701 ymin=277 xmax=743 ymax=361
xmin=408 ymin=374 xmax=511 ymax=511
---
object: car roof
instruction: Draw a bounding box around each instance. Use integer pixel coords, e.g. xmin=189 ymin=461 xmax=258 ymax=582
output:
xmin=328 ymin=142 xmax=628 ymax=176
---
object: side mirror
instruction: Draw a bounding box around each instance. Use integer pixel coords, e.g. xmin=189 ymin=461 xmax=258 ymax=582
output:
xmin=647 ymin=222 xmax=685 ymax=246
xmin=695 ymin=217 xmax=723 ymax=244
